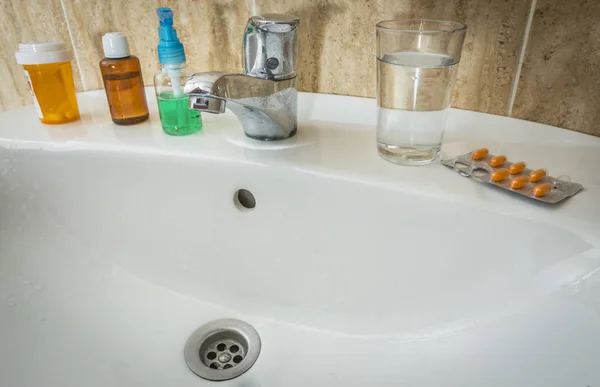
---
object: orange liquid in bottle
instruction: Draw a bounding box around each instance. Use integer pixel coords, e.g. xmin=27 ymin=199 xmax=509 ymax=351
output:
xmin=100 ymin=55 xmax=149 ymax=125
xmin=23 ymin=62 xmax=80 ymax=124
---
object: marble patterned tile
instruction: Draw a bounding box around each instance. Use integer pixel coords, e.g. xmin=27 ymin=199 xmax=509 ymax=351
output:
xmin=0 ymin=0 xmax=82 ymax=111
xmin=255 ymin=0 xmax=531 ymax=115
xmin=512 ymin=0 xmax=600 ymax=136
xmin=62 ymin=0 xmax=252 ymax=91
xmin=4 ymin=0 xmax=595 ymax=137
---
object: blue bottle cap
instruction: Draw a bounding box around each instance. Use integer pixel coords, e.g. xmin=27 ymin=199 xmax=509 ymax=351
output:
xmin=156 ymin=7 xmax=186 ymax=65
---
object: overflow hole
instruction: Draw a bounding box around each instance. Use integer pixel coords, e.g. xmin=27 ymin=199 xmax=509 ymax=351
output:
xmin=234 ymin=189 xmax=256 ymax=211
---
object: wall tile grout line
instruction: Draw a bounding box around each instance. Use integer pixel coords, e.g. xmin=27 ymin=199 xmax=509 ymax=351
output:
xmin=59 ymin=0 xmax=87 ymax=91
xmin=507 ymin=0 xmax=537 ymax=117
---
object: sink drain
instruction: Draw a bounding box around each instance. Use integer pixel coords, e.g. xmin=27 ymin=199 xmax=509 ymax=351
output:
xmin=184 ymin=318 xmax=261 ymax=381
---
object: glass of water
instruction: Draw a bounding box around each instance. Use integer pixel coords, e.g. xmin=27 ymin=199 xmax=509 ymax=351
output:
xmin=376 ymin=20 xmax=467 ymax=166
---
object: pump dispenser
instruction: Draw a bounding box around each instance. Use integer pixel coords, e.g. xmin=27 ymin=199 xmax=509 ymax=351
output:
xmin=154 ymin=7 xmax=202 ymax=135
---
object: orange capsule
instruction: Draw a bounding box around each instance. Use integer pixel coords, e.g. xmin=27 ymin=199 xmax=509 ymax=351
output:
xmin=532 ymin=183 xmax=552 ymax=197
xmin=489 ymin=155 xmax=507 ymax=167
xmin=491 ymin=169 xmax=509 ymax=182
xmin=529 ymin=169 xmax=547 ymax=182
xmin=508 ymin=162 xmax=526 ymax=175
xmin=471 ymin=148 xmax=489 ymax=160
xmin=509 ymin=176 xmax=529 ymax=189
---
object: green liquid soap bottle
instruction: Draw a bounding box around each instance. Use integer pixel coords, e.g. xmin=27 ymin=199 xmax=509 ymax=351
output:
xmin=154 ymin=7 xmax=202 ymax=136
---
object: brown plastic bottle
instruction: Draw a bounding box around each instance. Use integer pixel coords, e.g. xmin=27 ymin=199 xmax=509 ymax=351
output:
xmin=99 ymin=33 xmax=149 ymax=125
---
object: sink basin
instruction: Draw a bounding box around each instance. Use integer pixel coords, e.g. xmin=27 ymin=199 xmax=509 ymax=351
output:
xmin=1 ymin=89 xmax=600 ymax=386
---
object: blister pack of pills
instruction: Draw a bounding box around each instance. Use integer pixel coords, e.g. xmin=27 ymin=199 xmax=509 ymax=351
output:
xmin=442 ymin=148 xmax=583 ymax=204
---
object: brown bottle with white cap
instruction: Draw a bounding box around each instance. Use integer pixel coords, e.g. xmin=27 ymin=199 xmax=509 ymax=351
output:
xmin=99 ymin=32 xmax=149 ymax=125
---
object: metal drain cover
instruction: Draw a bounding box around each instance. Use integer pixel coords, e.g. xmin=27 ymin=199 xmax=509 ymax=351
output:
xmin=184 ymin=318 xmax=261 ymax=381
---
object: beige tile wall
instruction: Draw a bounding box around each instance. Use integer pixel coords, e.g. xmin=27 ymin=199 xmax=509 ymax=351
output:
xmin=512 ymin=0 xmax=600 ymax=136
xmin=61 ymin=0 xmax=251 ymax=91
xmin=0 ymin=0 xmax=598 ymax=136
xmin=256 ymin=0 xmax=530 ymax=116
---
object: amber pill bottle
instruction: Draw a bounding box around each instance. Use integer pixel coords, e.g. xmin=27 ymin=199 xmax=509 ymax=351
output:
xmin=15 ymin=41 xmax=80 ymax=124
xmin=99 ymin=32 xmax=149 ymax=125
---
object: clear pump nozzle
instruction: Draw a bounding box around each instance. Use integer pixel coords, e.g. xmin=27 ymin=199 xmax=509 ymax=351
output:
xmin=156 ymin=7 xmax=185 ymax=96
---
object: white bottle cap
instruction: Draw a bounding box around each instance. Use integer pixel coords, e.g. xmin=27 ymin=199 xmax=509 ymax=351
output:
xmin=102 ymin=32 xmax=131 ymax=59
xmin=15 ymin=41 xmax=73 ymax=65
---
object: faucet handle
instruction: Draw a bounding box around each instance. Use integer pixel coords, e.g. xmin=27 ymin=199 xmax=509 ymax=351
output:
xmin=243 ymin=14 xmax=299 ymax=80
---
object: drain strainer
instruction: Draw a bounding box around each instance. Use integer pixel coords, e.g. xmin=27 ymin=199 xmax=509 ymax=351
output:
xmin=184 ymin=318 xmax=261 ymax=381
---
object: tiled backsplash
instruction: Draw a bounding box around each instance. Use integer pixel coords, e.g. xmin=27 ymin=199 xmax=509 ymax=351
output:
xmin=1 ymin=0 xmax=598 ymax=136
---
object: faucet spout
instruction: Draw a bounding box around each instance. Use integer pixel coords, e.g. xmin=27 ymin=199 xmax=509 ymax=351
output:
xmin=185 ymin=72 xmax=298 ymax=141
xmin=183 ymin=72 xmax=229 ymax=114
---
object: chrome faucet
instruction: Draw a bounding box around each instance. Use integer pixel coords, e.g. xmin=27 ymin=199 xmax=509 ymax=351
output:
xmin=184 ymin=14 xmax=300 ymax=141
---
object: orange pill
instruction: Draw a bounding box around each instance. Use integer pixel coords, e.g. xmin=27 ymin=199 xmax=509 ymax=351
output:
xmin=471 ymin=148 xmax=489 ymax=160
xmin=529 ymin=169 xmax=547 ymax=182
xmin=489 ymin=155 xmax=507 ymax=167
xmin=508 ymin=162 xmax=526 ymax=175
xmin=532 ymin=183 xmax=552 ymax=197
xmin=491 ymin=169 xmax=509 ymax=182
xmin=510 ymin=176 xmax=529 ymax=189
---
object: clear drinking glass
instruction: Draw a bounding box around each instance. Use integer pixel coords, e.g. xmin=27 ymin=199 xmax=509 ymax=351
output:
xmin=376 ymin=20 xmax=467 ymax=165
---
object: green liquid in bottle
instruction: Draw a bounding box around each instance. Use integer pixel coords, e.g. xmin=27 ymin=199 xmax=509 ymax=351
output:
xmin=157 ymin=91 xmax=202 ymax=136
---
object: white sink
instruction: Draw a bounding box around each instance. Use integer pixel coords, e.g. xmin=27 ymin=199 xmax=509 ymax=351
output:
xmin=1 ymin=89 xmax=600 ymax=386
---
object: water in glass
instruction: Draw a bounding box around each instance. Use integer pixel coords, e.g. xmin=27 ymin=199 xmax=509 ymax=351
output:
xmin=377 ymin=51 xmax=458 ymax=165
